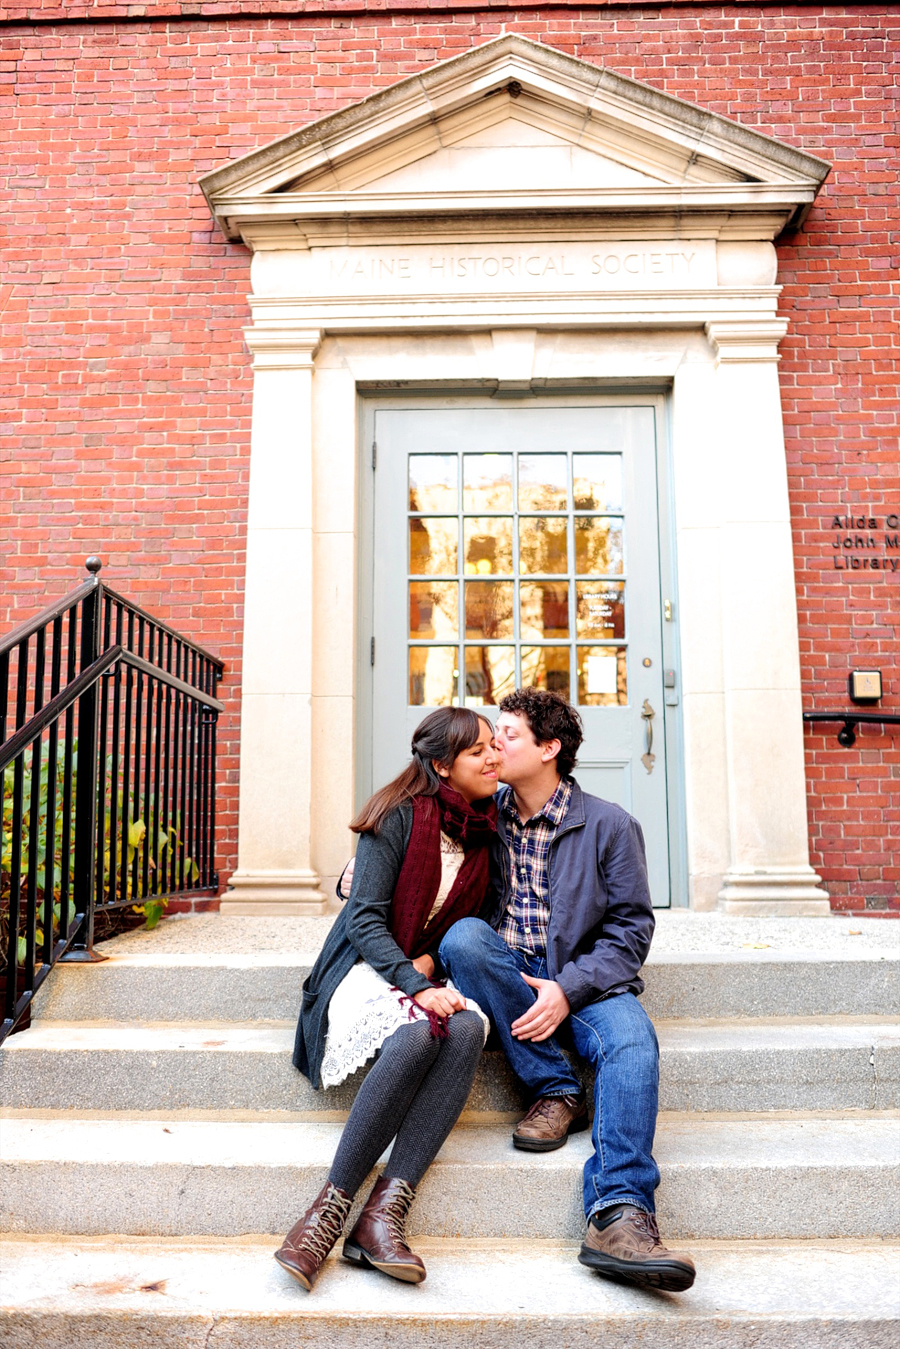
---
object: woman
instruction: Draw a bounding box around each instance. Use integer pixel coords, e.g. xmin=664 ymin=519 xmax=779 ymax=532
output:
xmin=275 ymin=707 xmax=499 ymax=1291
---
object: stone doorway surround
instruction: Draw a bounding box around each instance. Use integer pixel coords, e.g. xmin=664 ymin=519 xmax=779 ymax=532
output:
xmin=200 ymin=34 xmax=831 ymax=916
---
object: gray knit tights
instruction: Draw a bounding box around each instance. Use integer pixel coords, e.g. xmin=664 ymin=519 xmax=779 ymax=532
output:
xmin=328 ymin=1010 xmax=483 ymax=1196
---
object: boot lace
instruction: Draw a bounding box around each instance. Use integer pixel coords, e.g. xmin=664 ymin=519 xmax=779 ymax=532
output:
xmin=525 ymin=1095 xmax=575 ymax=1123
xmin=626 ymin=1209 xmax=663 ymax=1250
xmin=524 ymin=1098 xmax=558 ymax=1123
xmin=382 ymin=1181 xmax=415 ymax=1248
xmin=290 ymin=1185 xmax=351 ymax=1261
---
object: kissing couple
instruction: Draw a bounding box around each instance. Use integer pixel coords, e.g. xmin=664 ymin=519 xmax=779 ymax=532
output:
xmin=275 ymin=688 xmax=696 ymax=1294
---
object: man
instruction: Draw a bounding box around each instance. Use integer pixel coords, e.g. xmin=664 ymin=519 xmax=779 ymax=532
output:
xmin=438 ymin=688 xmax=696 ymax=1292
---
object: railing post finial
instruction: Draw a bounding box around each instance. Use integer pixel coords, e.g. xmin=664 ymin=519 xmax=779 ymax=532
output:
xmin=85 ymin=556 xmax=102 ymax=575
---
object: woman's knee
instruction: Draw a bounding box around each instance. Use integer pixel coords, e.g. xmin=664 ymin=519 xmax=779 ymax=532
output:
xmin=382 ymin=1018 xmax=440 ymax=1068
xmin=449 ymin=1007 xmax=484 ymax=1043
xmin=445 ymin=1009 xmax=484 ymax=1063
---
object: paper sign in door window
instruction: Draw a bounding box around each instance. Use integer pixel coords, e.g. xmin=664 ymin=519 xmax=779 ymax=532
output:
xmin=586 ymin=654 xmax=619 ymax=695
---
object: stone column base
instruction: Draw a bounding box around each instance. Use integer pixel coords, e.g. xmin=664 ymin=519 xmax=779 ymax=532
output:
xmin=717 ymin=867 xmax=831 ymax=916
xmin=220 ymin=870 xmax=328 ymax=916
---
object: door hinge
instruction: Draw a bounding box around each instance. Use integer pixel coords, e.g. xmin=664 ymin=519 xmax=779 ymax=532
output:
xmin=370 ymin=636 xmax=376 ymax=666
xmin=372 ymin=441 xmax=377 ymax=470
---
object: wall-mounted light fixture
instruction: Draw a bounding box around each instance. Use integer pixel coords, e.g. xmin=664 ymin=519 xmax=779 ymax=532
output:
xmin=849 ymin=670 xmax=883 ymax=705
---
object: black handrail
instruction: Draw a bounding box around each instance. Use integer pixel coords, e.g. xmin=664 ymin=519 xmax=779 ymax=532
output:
xmin=0 ymin=560 xmax=225 ymax=1043
xmin=0 ymin=647 xmax=225 ymax=774
xmin=0 ymin=580 xmax=97 ymax=660
xmin=0 ymin=648 xmax=122 ymax=772
xmin=102 ymin=588 xmax=223 ymax=670
xmin=803 ymin=711 xmax=900 ymax=748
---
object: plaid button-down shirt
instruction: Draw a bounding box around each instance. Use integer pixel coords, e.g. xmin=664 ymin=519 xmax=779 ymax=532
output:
xmin=497 ymin=778 xmax=572 ymax=956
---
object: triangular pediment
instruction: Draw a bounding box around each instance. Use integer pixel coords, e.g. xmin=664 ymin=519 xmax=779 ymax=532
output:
xmin=295 ymin=112 xmax=667 ymax=195
xmin=201 ymin=35 xmax=829 ymax=244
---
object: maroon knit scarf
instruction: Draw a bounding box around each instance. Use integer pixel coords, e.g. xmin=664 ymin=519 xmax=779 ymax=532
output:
xmin=388 ymin=784 xmax=497 ymax=960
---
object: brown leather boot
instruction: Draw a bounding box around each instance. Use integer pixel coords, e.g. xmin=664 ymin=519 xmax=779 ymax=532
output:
xmin=342 ymin=1176 xmax=426 ymax=1284
xmin=512 ymin=1093 xmax=589 ymax=1152
xmin=274 ymin=1181 xmax=352 ymax=1291
xmin=578 ymin=1204 xmax=696 ymax=1292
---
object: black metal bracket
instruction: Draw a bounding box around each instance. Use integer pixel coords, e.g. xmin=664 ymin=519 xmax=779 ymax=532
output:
xmin=803 ymin=711 xmax=900 ymax=748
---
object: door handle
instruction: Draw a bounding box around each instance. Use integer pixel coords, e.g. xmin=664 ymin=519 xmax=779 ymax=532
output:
xmin=641 ymin=699 xmax=656 ymax=774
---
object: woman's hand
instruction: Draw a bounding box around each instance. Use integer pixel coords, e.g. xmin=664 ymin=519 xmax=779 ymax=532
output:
xmin=411 ymin=954 xmax=435 ymax=979
xmin=413 ymin=985 xmax=466 ymax=1017
xmin=338 ymin=856 xmax=356 ymax=900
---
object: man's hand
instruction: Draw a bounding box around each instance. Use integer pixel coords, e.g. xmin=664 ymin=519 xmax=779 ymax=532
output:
xmin=414 ymin=985 xmax=466 ymax=1017
xmin=411 ymin=953 xmax=435 ymax=979
xmin=511 ymin=973 xmax=570 ymax=1042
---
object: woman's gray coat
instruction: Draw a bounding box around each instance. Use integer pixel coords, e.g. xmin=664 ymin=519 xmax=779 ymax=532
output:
xmin=292 ymin=804 xmax=438 ymax=1089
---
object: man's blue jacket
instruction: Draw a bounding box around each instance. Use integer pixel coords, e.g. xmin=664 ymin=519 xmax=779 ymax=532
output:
xmin=483 ymin=778 xmax=655 ymax=1012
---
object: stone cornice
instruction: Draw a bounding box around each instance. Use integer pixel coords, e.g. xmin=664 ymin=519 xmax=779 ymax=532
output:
xmin=217 ymin=187 xmax=821 ymax=251
xmin=239 ymin=211 xmax=795 ymax=253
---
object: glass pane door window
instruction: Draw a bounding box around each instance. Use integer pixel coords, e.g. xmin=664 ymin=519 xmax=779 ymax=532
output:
xmin=407 ymin=450 xmax=628 ymax=708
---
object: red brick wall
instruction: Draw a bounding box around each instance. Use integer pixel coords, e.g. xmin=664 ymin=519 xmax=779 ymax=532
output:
xmin=2 ymin=5 xmax=897 ymax=909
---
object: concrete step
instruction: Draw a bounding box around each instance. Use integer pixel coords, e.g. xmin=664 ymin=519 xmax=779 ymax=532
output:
xmin=4 ymin=1018 xmax=898 ymax=1114
xmin=32 ymin=948 xmax=900 ymax=1023
xmin=1 ymin=1234 xmax=897 ymax=1349
xmin=2 ymin=1113 xmax=897 ymax=1240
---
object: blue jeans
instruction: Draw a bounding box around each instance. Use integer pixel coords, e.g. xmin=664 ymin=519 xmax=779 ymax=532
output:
xmin=439 ymin=917 xmax=660 ymax=1219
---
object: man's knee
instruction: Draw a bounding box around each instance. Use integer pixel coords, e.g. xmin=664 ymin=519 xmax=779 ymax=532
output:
xmin=573 ymin=996 xmax=659 ymax=1068
xmin=439 ymin=916 xmax=495 ymax=970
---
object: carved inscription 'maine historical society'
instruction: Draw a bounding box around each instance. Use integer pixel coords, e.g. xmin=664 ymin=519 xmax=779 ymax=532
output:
xmin=290 ymin=240 xmax=719 ymax=294
xmin=329 ymin=251 xmax=701 ymax=280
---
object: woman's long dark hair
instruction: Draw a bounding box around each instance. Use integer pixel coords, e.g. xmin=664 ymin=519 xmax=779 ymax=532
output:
xmin=350 ymin=707 xmax=492 ymax=836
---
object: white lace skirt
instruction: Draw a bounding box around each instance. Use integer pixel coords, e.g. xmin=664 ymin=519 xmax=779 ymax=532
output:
xmin=320 ymin=960 xmax=490 ymax=1089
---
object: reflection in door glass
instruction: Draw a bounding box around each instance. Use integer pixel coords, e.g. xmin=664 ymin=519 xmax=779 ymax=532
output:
xmin=464 ymin=518 xmax=514 ymax=575
xmin=576 ymin=581 xmax=625 ymax=640
xmin=521 ymin=646 xmax=570 ymax=700
xmin=519 ymin=517 xmax=568 ymax=574
xmin=573 ymin=455 xmax=623 ymax=513
xmin=520 ymin=581 xmax=569 ymax=640
xmin=409 ymin=455 xmax=457 ymax=512
xmin=463 ymin=455 xmax=513 ymax=513
xmin=574 ymin=517 xmax=624 ymax=575
xmin=409 ymin=581 xmax=459 ymax=639
xmin=409 ymin=518 xmax=458 ymax=576
xmin=405 ymin=443 xmax=631 ymax=712
xmin=465 ymin=646 xmax=516 ymax=706
xmin=464 ymin=581 xmax=514 ymax=639
xmin=577 ymin=646 xmax=627 ymax=706
xmin=409 ymin=646 xmax=458 ymax=707
xmin=518 ymin=456 xmax=568 ymax=512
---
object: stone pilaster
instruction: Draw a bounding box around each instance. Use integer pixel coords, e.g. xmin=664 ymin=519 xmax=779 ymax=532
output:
xmin=705 ymin=321 xmax=829 ymax=915
xmin=223 ymin=326 xmax=328 ymax=914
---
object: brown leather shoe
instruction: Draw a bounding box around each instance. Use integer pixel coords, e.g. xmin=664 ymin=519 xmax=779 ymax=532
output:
xmin=578 ymin=1204 xmax=696 ymax=1291
xmin=274 ymin=1181 xmax=352 ymax=1291
xmin=342 ymin=1176 xmax=426 ymax=1284
xmin=512 ymin=1093 xmax=589 ymax=1152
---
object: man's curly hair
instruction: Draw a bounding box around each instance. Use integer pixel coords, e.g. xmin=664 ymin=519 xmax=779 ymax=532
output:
xmin=498 ymin=688 xmax=583 ymax=778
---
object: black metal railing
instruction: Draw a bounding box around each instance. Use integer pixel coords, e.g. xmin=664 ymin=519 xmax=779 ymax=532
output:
xmin=0 ymin=559 xmax=224 ymax=1043
xmin=803 ymin=711 xmax=900 ymax=748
